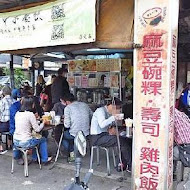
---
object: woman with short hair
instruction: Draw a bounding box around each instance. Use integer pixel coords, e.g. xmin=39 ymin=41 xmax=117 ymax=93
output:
xmin=13 ymin=96 xmax=51 ymax=164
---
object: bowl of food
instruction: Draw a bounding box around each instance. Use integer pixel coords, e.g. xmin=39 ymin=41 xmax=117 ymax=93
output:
xmin=42 ymin=115 xmax=52 ymax=123
xmin=115 ymin=113 xmax=124 ymax=120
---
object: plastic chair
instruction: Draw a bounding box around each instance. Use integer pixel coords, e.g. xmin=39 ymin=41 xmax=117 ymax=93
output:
xmin=11 ymin=145 xmax=41 ymax=177
xmin=89 ymin=146 xmax=116 ymax=176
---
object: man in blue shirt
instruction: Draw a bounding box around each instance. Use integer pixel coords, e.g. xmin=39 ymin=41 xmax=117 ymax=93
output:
xmin=9 ymin=89 xmax=21 ymax=135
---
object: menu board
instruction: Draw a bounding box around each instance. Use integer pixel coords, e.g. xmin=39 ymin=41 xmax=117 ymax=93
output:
xmin=68 ymin=58 xmax=124 ymax=72
xmin=68 ymin=59 xmax=96 ymax=72
xmin=68 ymin=60 xmax=83 ymax=72
xmin=96 ymin=59 xmax=110 ymax=72
xmin=121 ymin=59 xmax=132 ymax=71
xmin=109 ymin=59 xmax=120 ymax=71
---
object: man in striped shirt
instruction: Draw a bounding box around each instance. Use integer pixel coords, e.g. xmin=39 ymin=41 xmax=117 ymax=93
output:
xmin=173 ymin=108 xmax=190 ymax=180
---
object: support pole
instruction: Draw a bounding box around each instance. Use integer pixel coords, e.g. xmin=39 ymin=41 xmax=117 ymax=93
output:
xmin=10 ymin=54 xmax=15 ymax=89
xmin=31 ymin=61 xmax=35 ymax=89
xmin=133 ymin=0 xmax=179 ymax=189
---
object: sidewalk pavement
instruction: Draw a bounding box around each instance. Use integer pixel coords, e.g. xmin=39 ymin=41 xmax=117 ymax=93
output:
xmin=0 ymin=135 xmax=131 ymax=190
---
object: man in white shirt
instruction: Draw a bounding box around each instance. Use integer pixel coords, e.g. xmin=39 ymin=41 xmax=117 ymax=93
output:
xmin=90 ymin=98 xmax=132 ymax=172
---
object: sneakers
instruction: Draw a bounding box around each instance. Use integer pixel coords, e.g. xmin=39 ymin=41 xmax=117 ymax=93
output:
xmin=126 ymin=165 xmax=131 ymax=173
xmin=0 ymin=150 xmax=8 ymax=155
xmin=67 ymin=151 xmax=75 ymax=163
xmin=116 ymin=162 xmax=127 ymax=172
xmin=16 ymin=158 xmax=24 ymax=165
xmin=42 ymin=156 xmax=53 ymax=166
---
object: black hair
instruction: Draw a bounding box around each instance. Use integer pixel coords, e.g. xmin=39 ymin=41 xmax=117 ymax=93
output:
xmin=58 ymin=68 xmax=68 ymax=76
xmin=60 ymin=93 xmax=75 ymax=102
xmin=106 ymin=97 xmax=122 ymax=106
xmin=52 ymin=74 xmax=56 ymax=78
xmin=20 ymin=96 xmax=34 ymax=112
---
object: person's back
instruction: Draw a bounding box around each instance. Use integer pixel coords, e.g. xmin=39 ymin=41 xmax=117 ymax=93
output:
xmin=64 ymin=101 xmax=92 ymax=137
xmin=14 ymin=111 xmax=43 ymax=142
xmin=51 ymin=68 xmax=70 ymax=104
xmin=174 ymin=108 xmax=190 ymax=144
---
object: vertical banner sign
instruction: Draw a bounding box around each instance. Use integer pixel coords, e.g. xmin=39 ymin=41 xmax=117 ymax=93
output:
xmin=133 ymin=0 xmax=179 ymax=190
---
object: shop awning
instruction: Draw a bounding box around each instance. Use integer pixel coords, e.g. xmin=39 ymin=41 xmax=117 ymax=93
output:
xmin=0 ymin=0 xmax=134 ymax=55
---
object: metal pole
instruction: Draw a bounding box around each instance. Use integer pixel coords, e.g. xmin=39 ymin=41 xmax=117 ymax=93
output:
xmin=10 ymin=54 xmax=15 ymax=89
xmin=31 ymin=61 xmax=35 ymax=89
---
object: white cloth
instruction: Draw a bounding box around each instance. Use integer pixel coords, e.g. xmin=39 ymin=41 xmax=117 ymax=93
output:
xmin=14 ymin=111 xmax=44 ymax=142
xmin=64 ymin=101 xmax=92 ymax=137
xmin=90 ymin=106 xmax=115 ymax=135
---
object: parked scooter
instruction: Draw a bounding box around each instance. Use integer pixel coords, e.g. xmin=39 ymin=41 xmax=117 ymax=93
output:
xmin=64 ymin=131 xmax=93 ymax=190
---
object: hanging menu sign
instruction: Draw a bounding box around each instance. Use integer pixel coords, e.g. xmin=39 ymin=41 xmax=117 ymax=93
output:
xmin=0 ymin=0 xmax=96 ymax=51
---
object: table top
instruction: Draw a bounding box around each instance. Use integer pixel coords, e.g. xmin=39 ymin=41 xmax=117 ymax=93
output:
xmin=42 ymin=122 xmax=64 ymax=131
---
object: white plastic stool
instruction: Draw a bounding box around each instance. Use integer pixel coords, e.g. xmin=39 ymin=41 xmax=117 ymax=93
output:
xmin=90 ymin=146 xmax=116 ymax=176
xmin=11 ymin=146 xmax=41 ymax=177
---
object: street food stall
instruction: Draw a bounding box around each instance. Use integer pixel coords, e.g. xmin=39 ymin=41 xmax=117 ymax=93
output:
xmin=0 ymin=0 xmax=181 ymax=189
xmin=67 ymin=58 xmax=132 ymax=110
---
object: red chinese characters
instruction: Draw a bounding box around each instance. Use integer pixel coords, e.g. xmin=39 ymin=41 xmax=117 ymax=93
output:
xmin=140 ymin=147 xmax=160 ymax=189
xmin=140 ymin=176 xmax=159 ymax=189
xmin=140 ymin=147 xmax=160 ymax=163
xmin=141 ymin=34 xmax=164 ymax=96
xmin=141 ymin=107 xmax=161 ymax=137
xmin=139 ymin=107 xmax=161 ymax=189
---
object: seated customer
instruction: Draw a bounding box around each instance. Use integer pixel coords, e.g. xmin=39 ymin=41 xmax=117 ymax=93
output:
xmin=0 ymin=86 xmax=15 ymax=154
xmin=13 ymin=96 xmax=52 ymax=164
xmin=62 ymin=93 xmax=92 ymax=162
xmin=90 ymin=98 xmax=132 ymax=172
xmin=173 ymin=108 xmax=190 ymax=180
xmin=9 ymin=89 xmax=22 ymax=136
xmin=52 ymin=96 xmax=66 ymax=143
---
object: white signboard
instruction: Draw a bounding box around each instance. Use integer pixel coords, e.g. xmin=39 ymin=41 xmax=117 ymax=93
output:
xmin=133 ymin=0 xmax=179 ymax=189
xmin=0 ymin=0 xmax=96 ymax=51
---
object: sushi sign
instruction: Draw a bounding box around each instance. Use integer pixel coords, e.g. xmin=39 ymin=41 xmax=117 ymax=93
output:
xmin=133 ymin=0 xmax=179 ymax=189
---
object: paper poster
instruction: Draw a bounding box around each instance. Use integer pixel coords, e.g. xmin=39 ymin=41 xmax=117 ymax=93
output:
xmin=81 ymin=76 xmax=88 ymax=88
xmin=110 ymin=75 xmax=119 ymax=87
xmin=74 ymin=76 xmax=82 ymax=87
